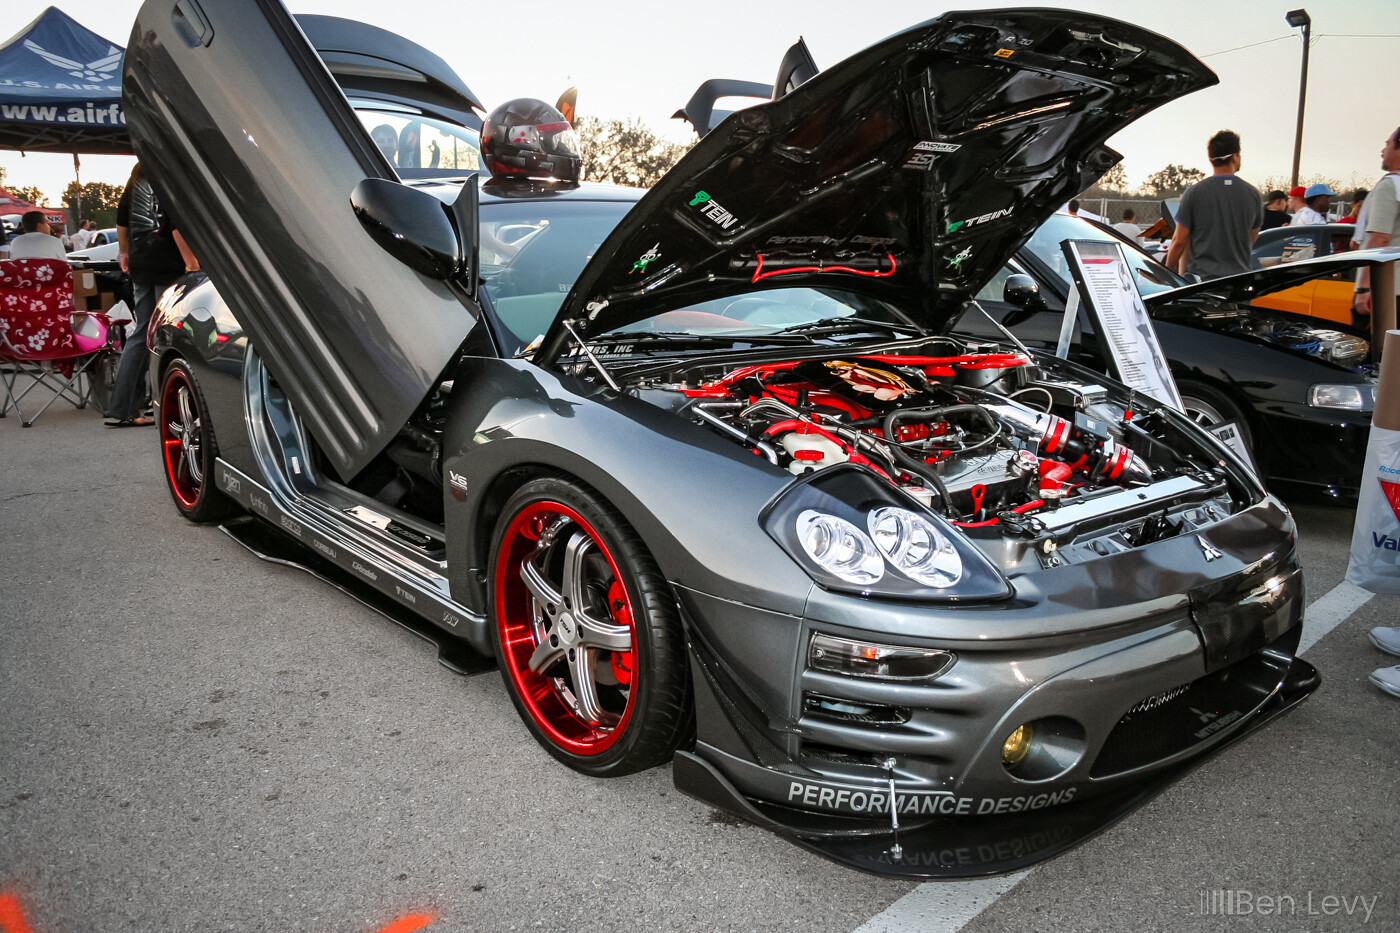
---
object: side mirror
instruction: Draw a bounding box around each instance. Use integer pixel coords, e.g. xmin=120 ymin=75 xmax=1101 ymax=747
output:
xmin=1001 ymin=274 xmax=1045 ymax=328
xmin=351 ymin=177 xmax=468 ymax=281
xmin=1003 ymin=274 xmax=1044 ymax=309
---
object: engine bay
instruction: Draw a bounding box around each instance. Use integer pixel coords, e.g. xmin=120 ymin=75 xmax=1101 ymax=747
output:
xmin=1185 ymin=302 xmax=1374 ymax=370
xmin=623 ymin=342 xmax=1250 ymax=568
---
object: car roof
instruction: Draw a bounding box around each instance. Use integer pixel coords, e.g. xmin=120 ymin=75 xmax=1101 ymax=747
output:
xmin=416 ymin=179 xmax=645 ymax=206
xmin=1257 ymin=222 xmax=1354 ymax=240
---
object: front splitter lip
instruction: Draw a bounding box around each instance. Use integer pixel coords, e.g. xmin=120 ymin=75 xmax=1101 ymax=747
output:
xmin=674 ymin=657 xmax=1319 ymax=880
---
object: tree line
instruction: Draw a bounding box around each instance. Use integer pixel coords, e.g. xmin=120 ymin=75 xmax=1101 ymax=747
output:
xmin=1 ymin=166 xmax=125 ymax=228
xmin=1082 ymin=162 xmax=1348 ymax=200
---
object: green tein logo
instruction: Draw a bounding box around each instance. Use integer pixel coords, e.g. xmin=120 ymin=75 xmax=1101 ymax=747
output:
xmin=630 ymin=243 xmax=661 ymax=274
xmin=946 ymin=220 xmax=965 ymax=234
xmin=690 ymin=191 xmax=711 ymax=207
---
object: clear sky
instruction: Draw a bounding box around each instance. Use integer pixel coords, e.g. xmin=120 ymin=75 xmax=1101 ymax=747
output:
xmin=3 ymin=0 xmax=1398 ymax=206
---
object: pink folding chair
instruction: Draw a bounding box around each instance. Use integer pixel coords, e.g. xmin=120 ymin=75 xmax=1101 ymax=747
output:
xmin=0 ymin=258 xmax=117 ymax=427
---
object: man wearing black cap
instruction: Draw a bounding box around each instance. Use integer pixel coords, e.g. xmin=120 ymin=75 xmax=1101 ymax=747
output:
xmin=1261 ymin=190 xmax=1291 ymax=230
xmin=1165 ymin=130 xmax=1262 ymax=279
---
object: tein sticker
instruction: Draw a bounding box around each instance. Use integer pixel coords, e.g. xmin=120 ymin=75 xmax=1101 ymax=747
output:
xmin=630 ymin=243 xmax=661 ymax=274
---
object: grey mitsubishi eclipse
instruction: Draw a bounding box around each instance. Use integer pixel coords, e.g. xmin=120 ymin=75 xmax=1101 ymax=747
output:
xmin=126 ymin=0 xmax=1317 ymax=877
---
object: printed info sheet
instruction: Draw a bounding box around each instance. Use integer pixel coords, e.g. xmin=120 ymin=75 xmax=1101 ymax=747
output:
xmin=1061 ymin=239 xmax=1184 ymax=411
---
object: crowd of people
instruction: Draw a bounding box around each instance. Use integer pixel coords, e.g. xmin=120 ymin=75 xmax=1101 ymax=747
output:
xmin=1147 ymin=125 xmax=1399 ymax=336
xmin=0 ymin=214 xmax=101 ymax=259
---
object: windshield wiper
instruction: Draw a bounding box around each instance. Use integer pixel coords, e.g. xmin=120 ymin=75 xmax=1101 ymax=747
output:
xmin=770 ymin=315 xmax=923 ymax=336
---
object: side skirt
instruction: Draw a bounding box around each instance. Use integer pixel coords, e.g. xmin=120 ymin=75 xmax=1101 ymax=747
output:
xmin=213 ymin=458 xmax=494 ymax=671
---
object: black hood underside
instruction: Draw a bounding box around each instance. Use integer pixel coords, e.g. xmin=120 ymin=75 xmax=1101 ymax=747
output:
xmin=541 ymin=9 xmax=1215 ymax=362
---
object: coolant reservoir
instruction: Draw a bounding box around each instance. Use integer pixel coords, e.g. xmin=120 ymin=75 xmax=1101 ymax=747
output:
xmin=779 ymin=430 xmax=849 ymax=475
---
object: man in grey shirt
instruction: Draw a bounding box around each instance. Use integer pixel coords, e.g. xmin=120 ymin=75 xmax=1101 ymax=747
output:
xmin=1165 ymin=130 xmax=1262 ymax=280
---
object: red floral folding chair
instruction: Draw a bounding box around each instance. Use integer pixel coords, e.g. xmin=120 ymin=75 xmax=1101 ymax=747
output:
xmin=0 ymin=258 xmax=117 ymax=427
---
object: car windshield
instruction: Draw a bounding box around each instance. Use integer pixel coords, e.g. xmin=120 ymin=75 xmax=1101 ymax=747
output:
xmin=355 ymin=107 xmax=482 ymax=179
xmin=479 ymin=199 xmax=918 ymax=355
xmin=605 ymin=287 xmax=913 ymax=340
xmin=1025 ymin=212 xmax=1188 ymax=297
xmin=480 ymin=200 xmax=634 ymax=352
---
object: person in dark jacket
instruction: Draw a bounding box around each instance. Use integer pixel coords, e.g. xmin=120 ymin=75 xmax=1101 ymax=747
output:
xmin=105 ymin=162 xmax=199 ymax=426
xmin=1261 ymin=190 xmax=1291 ymax=229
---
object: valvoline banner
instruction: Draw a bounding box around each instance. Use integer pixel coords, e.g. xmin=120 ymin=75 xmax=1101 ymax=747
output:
xmin=0 ymin=6 xmax=130 ymax=154
xmin=1347 ymin=428 xmax=1400 ymax=594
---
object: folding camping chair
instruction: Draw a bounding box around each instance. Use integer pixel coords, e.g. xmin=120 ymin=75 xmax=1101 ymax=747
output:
xmin=0 ymin=258 xmax=117 ymax=427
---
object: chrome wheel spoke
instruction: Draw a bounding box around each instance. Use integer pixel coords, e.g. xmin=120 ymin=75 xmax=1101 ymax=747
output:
xmin=186 ymin=417 xmax=203 ymax=484
xmin=177 ymin=387 xmax=195 ymax=436
xmin=561 ymin=531 xmax=595 ymax=617
xmin=574 ymin=607 xmax=632 ymax=653
xmin=520 ymin=557 xmax=562 ymax=618
xmin=527 ymin=639 xmax=566 ymax=674
xmin=566 ymin=647 xmax=609 ymax=724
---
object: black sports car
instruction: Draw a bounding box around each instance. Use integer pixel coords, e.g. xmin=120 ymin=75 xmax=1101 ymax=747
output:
xmin=127 ymin=1 xmax=1318 ymax=878
xmin=958 ymin=212 xmax=1392 ymax=500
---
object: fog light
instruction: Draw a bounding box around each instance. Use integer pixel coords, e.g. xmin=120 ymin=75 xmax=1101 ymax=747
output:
xmin=1002 ymin=723 xmax=1034 ymax=765
xmin=808 ymin=633 xmax=955 ymax=682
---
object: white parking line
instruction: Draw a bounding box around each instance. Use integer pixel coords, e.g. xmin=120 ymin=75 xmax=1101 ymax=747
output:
xmin=1297 ymin=579 xmax=1375 ymax=654
xmin=848 ymin=579 xmax=1373 ymax=933
xmin=851 ymin=872 xmax=1030 ymax=933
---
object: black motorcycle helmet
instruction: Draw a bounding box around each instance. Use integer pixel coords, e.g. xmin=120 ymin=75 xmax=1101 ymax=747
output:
xmin=480 ymin=98 xmax=582 ymax=182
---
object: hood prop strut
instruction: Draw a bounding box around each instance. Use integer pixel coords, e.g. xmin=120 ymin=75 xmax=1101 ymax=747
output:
xmin=563 ymin=320 xmax=621 ymax=392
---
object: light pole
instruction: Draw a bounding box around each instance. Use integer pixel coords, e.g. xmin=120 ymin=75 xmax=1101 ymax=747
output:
xmin=1287 ymin=8 xmax=1311 ymax=188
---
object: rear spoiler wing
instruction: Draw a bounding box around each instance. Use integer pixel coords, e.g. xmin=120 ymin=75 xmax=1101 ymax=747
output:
xmin=673 ymin=38 xmax=819 ymax=137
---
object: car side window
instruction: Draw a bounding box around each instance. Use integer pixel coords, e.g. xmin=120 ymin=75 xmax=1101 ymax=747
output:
xmin=975 ymin=261 xmax=1023 ymax=302
xmin=357 ymin=110 xmax=481 ymax=177
xmin=1252 ymin=232 xmax=1318 ymax=269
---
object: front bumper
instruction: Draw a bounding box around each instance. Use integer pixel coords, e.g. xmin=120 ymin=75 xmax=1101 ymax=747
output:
xmin=673 ymin=498 xmax=1317 ymax=877
xmin=1256 ymin=406 xmax=1369 ymax=499
xmin=675 ymin=653 xmax=1317 ymax=879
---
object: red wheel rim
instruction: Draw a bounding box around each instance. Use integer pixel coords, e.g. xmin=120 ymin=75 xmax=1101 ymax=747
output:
xmin=160 ymin=369 xmax=203 ymax=509
xmin=495 ymin=501 xmax=638 ymax=754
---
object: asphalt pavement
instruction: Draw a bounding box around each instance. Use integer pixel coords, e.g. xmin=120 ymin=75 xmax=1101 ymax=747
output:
xmin=2 ymin=397 xmax=1396 ymax=933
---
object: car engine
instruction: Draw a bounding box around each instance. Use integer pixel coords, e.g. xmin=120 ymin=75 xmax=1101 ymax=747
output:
xmin=1227 ymin=320 xmax=1369 ymax=366
xmin=622 ymin=345 xmax=1246 ymax=562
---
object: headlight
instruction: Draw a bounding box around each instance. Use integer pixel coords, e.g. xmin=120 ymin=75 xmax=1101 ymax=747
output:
xmin=795 ymin=510 xmax=884 ymax=585
xmin=1308 ymin=383 xmax=1376 ymax=411
xmin=868 ymin=507 xmax=961 ymax=587
xmin=762 ymin=465 xmax=1011 ymax=601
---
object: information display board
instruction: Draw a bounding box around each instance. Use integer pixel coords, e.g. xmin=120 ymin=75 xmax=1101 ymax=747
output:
xmin=1058 ymin=238 xmax=1184 ymax=411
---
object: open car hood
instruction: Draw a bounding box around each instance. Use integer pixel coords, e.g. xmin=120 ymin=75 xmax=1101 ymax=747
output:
xmin=538 ymin=9 xmax=1215 ymax=363
xmin=1146 ymin=246 xmax=1400 ymax=306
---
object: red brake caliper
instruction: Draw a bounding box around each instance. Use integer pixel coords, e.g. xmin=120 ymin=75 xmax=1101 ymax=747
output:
xmin=607 ymin=580 xmax=635 ymax=685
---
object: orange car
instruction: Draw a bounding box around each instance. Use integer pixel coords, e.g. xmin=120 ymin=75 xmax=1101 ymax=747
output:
xmin=1250 ymin=223 xmax=1358 ymax=324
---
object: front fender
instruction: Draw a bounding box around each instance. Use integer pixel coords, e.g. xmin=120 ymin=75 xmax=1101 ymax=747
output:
xmin=440 ymin=357 xmax=814 ymax=617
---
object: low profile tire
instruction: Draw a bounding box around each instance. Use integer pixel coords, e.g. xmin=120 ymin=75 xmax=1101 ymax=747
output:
xmin=1177 ymin=380 xmax=1252 ymax=448
xmin=159 ymin=359 xmax=237 ymax=523
xmin=488 ymin=476 xmax=691 ymax=776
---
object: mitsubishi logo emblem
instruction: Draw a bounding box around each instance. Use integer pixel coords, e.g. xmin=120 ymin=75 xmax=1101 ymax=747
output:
xmin=1197 ymin=535 xmax=1223 ymax=562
